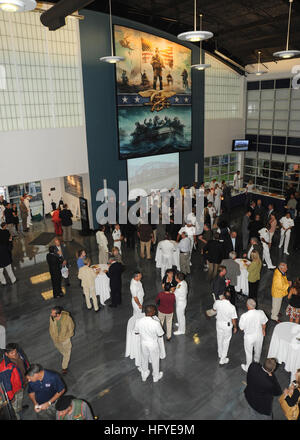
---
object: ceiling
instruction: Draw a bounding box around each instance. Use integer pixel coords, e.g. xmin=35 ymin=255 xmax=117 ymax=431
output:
xmin=47 ymin=0 xmax=300 ymax=68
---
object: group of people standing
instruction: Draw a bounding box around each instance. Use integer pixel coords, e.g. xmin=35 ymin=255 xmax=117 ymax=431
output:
xmin=0 ymin=193 xmax=32 ymax=236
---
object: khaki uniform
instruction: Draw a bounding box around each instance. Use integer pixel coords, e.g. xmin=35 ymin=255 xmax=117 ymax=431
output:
xmin=78 ymin=265 xmax=98 ymax=311
xmin=49 ymin=311 xmax=74 ymax=370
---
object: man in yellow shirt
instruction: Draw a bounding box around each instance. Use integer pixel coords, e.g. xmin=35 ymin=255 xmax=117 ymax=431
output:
xmin=271 ymin=262 xmax=291 ymax=322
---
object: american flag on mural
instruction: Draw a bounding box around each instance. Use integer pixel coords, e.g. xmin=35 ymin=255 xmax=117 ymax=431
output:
xmin=160 ymin=47 xmax=173 ymax=68
xmin=141 ymin=38 xmax=153 ymax=63
xmin=141 ymin=38 xmax=174 ymax=68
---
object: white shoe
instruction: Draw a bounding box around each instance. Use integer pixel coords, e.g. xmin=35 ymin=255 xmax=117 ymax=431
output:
xmin=278 ymin=245 xmax=282 ymax=249
xmin=219 ymin=358 xmax=229 ymax=365
xmin=173 ymin=330 xmax=185 ymax=335
xmin=141 ymin=370 xmax=150 ymax=382
xmin=267 ymin=265 xmax=276 ymax=269
xmin=241 ymin=364 xmax=248 ymax=372
xmin=284 ymin=251 xmax=289 ymax=255
xmin=203 ymin=267 xmax=208 ymax=272
xmin=153 ymin=372 xmax=163 ymax=383
xmin=175 ymin=323 xmax=179 ymax=327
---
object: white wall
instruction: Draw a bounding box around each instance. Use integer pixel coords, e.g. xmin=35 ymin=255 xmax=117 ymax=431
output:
xmin=0 ymin=127 xmax=89 ymax=186
xmin=41 ymin=177 xmax=63 ymax=214
xmin=204 ymin=118 xmax=246 ymax=157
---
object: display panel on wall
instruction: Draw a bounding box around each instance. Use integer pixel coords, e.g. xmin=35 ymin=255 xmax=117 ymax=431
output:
xmin=64 ymin=175 xmax=83 ymax=198
xmin=127 ymin=153 xmax=179 ymax=200
xmin=114 ymin=25 xmax=192 ymax=160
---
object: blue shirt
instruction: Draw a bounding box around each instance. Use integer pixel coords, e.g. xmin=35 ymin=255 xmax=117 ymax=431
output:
xmin=77 ymin=257 xmax=85 ymax=269
xmin=27 ymin=370 xmax=65 ymax=404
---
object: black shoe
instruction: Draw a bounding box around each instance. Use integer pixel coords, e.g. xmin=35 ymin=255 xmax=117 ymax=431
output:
xmin=95 ymin=309 xmax=100 ymax=313
xmin=22 ymin=405 xmax=29 ymax=411
xmin=109 ymin=304 xmax=117 ymax=308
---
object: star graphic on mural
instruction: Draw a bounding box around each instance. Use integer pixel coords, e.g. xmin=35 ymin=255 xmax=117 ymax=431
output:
xmin=174 ymin=97 xmax=179 ymax=103
xmin=184 ymin=97 xmax=189 ymax=103
xmin=135 ymin=96 xmax=140 ymax=103
xmin=122 ymin=96 xmax=128 ymax=103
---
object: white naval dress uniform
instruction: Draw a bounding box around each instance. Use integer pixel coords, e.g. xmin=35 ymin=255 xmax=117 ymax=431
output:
xmin=239 ymin=309 xmax=268 ymax=371
xmin=258 ymin=227 xmax=274 ymax=269
xmin=208 ymin=206 xmax=216 ymax=229
xmin=155 ymin=239 xmax=177 ymax=279
xmin=174 ymin=280 xmax=188 ymax=334
xmin=279 ymin=216 xmax=294 ymax=254
xmin=233 ymin=173 xmax=240 ymax=191
xmin=24 ymin=197 xmax=31 ymax=227
xmin=134 ymin=316 xmax=165 ymax=381
xmin=125 ymin=279 xmax=145 ymax=366
xmin=214 ymin=188 xmax=222 ymax=216
xmin=213 ymin=299 xmax=237 ymax=362
xmin=112 ymin=228 xmax=122 ymax=254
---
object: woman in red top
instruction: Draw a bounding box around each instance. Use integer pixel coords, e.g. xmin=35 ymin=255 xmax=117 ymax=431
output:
xmin=51 ymin=209 xmax=62 ymax=236
xmin=155 ymin=288 xmax=176 ymax=341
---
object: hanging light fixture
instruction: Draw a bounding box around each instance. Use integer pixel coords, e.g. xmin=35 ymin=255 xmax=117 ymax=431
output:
xmin=273 ymin=0 xmax=300 ymax=59
xmin=254 ymin=51 xmax=267 ymax=76
xmin=191 ymin=14 xmax=211 ymax=70
xmin=0 ymin=0 xmax=36 ymax=12
xmin=177 ymin=0 xmax=213 ymax=42
xmin=100 ymin=0 xmax=124 ymax=63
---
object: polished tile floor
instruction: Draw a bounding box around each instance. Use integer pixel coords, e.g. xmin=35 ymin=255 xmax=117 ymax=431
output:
xmin=1 ymin=213 xmax=299 ymax=420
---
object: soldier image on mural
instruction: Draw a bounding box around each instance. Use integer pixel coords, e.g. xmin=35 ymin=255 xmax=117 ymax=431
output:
xmin=114 ymin=25 xmax=192 ymax=159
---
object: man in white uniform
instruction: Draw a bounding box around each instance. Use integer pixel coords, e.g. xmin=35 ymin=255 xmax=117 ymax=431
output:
xmin=213 ymin=290 xmax=238 ymax=365
xmin=239 ymin=298 xmax=268 ymax=372
xmin=130 ymin=271 xmax=144 ymax=316
xmin=207 ymin=202 xmax=216 ymax=229
xmin=278 ymin=212 xmax=294 ymax=255
xmin=155 ymin=233 xmax=177 ymax=279
xmin=134 ymin=305 xmax=164 ymax=383
xmin=112 ymin=224 xmax=123 ymax=255
xmin=23 ymin=194 xmax=32 ymax=228
xmin=258 ymin=225 xmax=276 ymax=269
xmin=233 ymin=171 xmax=241 ymax=191
xmin=173 ymin=272 xmax=188 ymax=335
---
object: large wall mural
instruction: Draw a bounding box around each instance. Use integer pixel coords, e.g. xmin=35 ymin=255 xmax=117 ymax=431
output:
xmin=114 ymin=25 xmax=192 ymax=160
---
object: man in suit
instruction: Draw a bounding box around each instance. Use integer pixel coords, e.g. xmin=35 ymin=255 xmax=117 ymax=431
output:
xmin=224 ymin=230 xmax=242 ymax=258
xmin=254 ymin=199 xmax=266 ymax=223
xmin=107 ymin=257 xmax=123 ymax=307
xmin=243 ymin=237 xmax=263 ymax=261
xmin=244 ymin=358 xmax=282 ymax=420
xmin=203 ymin=232 xmax=225 ymax=281
xmin=53 ymin=238 xmax=70 ymax=287
xmin=266 ymin=204 xmax=275 ymax=223
xmin=242 ymin=210 xmax=252 ymax=250
xmin=46 ymin=246 xmax=64 ymax=298
xmin=221 ymin=251 xmax=241 ymax=297
xmin=248 ymin=201 xmax=256 ymax=220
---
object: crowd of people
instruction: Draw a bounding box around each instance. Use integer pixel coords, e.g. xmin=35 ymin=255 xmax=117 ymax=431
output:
xmin=1 ymin=176 xmax=300 ymax=420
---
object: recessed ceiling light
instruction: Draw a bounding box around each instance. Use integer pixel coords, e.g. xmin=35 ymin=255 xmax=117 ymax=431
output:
xmin=0 ymin=0 xmax=36 ymax=12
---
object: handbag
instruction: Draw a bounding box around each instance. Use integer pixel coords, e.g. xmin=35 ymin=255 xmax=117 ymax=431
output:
xmin=279 ymin=389 xmax=300 ymax=420
xmin=61 ymin=266 xmax=69 ymax=279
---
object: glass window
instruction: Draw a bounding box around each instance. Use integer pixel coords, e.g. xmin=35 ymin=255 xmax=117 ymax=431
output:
xmin=244 ymin=167 xmax=256 ymax=176
xmin=245 ymin=158 xmax=257 ymax=167
xmin=204 ymin=157 xmax=210 ymax=167
xmin=211 ymin=156 xmax=220 ymax=166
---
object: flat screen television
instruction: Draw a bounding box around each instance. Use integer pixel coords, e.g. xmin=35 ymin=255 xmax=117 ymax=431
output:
xmin=232 ymin=139 xmax=249 ymax=151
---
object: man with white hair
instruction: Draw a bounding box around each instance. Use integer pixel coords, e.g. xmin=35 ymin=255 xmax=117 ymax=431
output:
xmin=221 ymin=251 xmax=241 ymax=294
xmin=239 ymin=298 xmax=268 ymax=372
xmin=177 ymin=231 xmax=191 ymax=275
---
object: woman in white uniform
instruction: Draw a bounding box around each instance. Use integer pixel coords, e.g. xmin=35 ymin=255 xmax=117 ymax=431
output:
xmin=125 ymin=272 xmax=145 ymax=367
xmin=112 ymin=223 xmax=123 ymax=255
xmin=174 ymin=272 xmax=188 ymax=335
xmin=214 ymin=184 xmax=222 ymax=216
